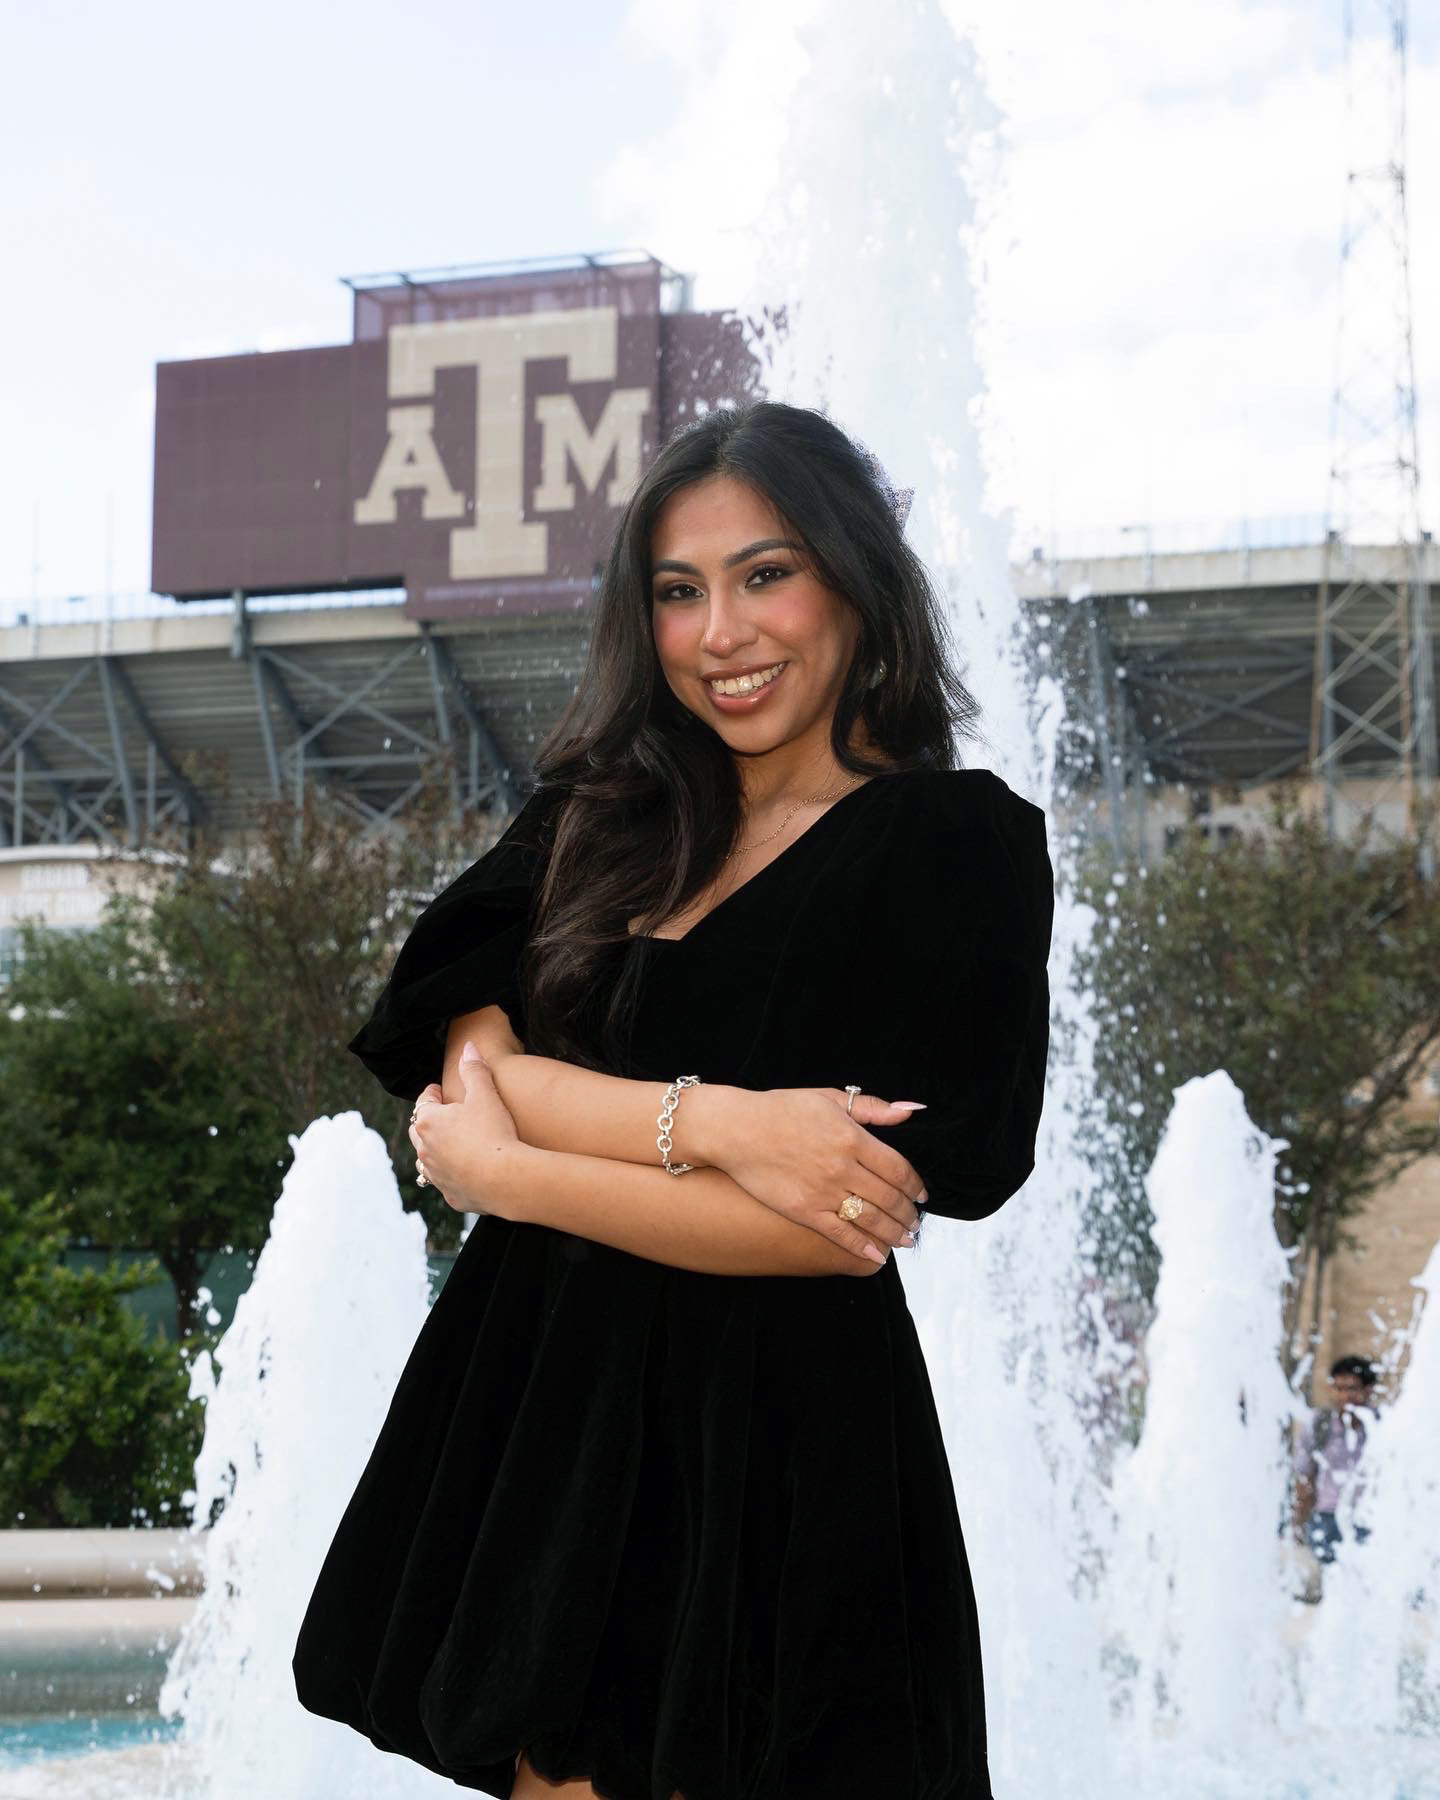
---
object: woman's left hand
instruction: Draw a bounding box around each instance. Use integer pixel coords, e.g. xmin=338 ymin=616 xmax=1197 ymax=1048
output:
xmin=407 ymin=1041 xmax=530 ymax=1217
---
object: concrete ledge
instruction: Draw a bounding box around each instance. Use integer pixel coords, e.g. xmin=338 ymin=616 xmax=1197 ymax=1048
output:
xmin=0 ymin=1530 xmax=204 ymax=1599
xmin=0 ymin=1595 xmax=195 ymax=1719
xmin=0 ymin=1596 xmax=194 ymax=1662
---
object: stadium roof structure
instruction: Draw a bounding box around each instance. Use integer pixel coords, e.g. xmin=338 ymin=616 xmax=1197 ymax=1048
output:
xmin=1 ymin=536 xmax=1436 ymax=852
xmin=0 ymin=593 xmax=589 ymax=846
xmin=1017 ymin=538 xmax=1439 ymax=802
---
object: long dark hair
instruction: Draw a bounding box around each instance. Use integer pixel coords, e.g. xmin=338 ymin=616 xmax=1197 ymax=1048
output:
xmin=520 ymin=400 xmax=983 ymax=1069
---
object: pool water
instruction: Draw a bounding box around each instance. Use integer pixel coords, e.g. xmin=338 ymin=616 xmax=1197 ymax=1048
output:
xmin=0 ymin=1711 xmax=182 ymax=1770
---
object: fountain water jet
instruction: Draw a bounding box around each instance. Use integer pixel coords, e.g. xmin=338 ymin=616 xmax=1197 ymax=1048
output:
xmin=157 ymin=1113 xmax=451 ymax=1799
xmin=1296 ymin=1234 xmax=1440 ymax=1755
xmin=616 ymin=0 xmax=1440 ymax=1790
xmin=1107 ymin=1073 xmax=1299 ymax=1769
xmin=694 ymin=3 xmax=1133 ymax=1789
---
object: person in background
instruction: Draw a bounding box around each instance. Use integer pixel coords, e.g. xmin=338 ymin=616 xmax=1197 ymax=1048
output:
xmin=1291 ymin=1354 xmax=1378 ymax=1599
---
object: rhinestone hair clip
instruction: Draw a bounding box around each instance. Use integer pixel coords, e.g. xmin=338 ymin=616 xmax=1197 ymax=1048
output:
xmin=855 ymin=440 xmax=915 ymax=532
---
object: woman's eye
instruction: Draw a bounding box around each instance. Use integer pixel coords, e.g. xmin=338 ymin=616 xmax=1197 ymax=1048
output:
xmin=654 ymin=564 xmax=789 ymax=603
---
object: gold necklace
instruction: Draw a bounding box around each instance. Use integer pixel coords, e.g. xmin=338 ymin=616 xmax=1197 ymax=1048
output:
xmin=724 ymin=774 xmax=867 ymax=861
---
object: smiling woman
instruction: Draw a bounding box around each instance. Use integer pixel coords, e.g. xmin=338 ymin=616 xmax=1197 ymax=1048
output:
xmin=291 ymin=401 xmax=1055 ymax=1800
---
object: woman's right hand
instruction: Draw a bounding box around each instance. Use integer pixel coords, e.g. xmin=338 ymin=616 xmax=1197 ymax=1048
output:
xmin=693 ymin=1084 xmax=928 ymax=1266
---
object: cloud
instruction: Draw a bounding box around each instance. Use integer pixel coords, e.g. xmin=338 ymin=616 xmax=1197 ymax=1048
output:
xmin=600 ymin=0 xmax=1439 ymax=547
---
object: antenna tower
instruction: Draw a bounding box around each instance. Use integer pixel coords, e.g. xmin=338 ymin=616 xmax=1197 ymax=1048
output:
xmin=1309 ymin=0 xmax=1435 ymax=867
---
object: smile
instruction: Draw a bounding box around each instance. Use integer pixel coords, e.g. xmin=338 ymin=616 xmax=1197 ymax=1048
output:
xmin=703 ymin=662 xmax=788 ymax=708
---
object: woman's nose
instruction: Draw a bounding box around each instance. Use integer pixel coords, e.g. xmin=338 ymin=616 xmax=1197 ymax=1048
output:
xmin=700 ymin=592 xmax=754 ymax=656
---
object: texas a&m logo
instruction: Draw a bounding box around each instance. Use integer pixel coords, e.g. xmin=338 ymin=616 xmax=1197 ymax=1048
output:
xmin=353 ymin=306 xmax=651 ymax=581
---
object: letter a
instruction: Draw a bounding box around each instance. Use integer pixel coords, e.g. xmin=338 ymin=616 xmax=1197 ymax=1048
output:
xmin=354 ymin=405 xmax=465 ymax=525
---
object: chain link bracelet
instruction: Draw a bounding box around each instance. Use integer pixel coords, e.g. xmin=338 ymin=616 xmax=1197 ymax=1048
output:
xmin=657 ymin=1074 xmax=701 ymax=1175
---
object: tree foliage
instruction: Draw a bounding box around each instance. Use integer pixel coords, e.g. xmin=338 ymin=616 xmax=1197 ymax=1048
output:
xmin=0 ymin=778 xmax=507 ymax=1335
xmin=0 ymin=914 xmax=291 ymax=1338
xmin=1075 ymin=786 xmax=1440 ymax=1386
xmin=0 ymin=1187 xmax=201 ymax=1528
xmin=116 ymin=782 xmax=486 ymax=1137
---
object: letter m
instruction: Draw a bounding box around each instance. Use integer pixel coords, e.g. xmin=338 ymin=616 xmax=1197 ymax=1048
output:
xmin=532 ymin=389 xmax=650 ymax=513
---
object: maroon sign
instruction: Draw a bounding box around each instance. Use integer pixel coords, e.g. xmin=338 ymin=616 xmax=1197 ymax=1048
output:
xmin=152 ymin=258 xmax=762 ymax=620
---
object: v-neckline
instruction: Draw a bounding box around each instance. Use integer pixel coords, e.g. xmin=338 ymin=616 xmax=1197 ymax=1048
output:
xmin=630 ymin=769 xmax=906 ymax=948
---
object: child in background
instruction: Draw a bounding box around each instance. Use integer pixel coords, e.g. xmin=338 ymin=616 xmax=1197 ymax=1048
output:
xmin=1291 ymin=1354 xmax=1378 ymax=1601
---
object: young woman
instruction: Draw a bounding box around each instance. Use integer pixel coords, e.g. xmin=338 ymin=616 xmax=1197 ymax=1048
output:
xmin=292 ymin=400 xmax=1054 ymax=1800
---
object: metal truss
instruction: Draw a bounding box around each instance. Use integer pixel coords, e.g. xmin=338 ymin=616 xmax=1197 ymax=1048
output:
xmin=1310 ymin=543 xmax=1437 ymax=852
xmin=1125 ymin=642 xmax=1318 ymax=787
xmin=0 ymin=657 xmax=203 ymax=849
xmin=233 ymin=597 xmax=521 ymax=832
xmin=1310 ymin=0 xmax=1436 ymax=864
xmin=1082 ymin=598 xmax=1146 ymax=855
xmin=0 ymin=607 xmax=525 ymax=850
xmin=1054 ymin=597 xmax=1322 ymax=821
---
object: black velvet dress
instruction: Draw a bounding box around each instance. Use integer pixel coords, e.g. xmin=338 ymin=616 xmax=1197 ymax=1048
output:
xmin=292 ymin=765 xmax=1054 ymax=1800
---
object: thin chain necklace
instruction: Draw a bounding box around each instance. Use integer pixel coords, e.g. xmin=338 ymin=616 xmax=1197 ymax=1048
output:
xmin=724 ymin=773 xmax=867 ymax=861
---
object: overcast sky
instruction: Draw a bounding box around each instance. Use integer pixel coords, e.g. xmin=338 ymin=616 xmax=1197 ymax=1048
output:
xmin=2 ymin=0 xmax=1435 ymax=604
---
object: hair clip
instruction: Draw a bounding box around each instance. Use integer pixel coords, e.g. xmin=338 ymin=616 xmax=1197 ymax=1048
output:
xmin=855 ymin=440 xmax=914 ymax=532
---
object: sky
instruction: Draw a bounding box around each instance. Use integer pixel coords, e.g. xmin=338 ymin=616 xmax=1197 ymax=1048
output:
xmin=2 ymin=0 xmax=1436 ymax=605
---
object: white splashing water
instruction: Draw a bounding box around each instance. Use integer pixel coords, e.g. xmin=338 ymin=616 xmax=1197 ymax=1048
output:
xmin=702 ymin=3 xmax=1125 ymax=1790
xmin=156 ymin=1114 xmax=451 ymax=1799
xmin=638 ymin=0 xmax=1440 ymax=1794
xmin=1106 ymin=1074 xmax=1300 ymax=1778
xmin=1294 ymin=1232 xmax=1440 ymax=1769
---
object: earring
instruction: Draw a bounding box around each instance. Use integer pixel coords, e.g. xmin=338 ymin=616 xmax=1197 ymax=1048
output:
xmin=868 ymin=659 xmax=888 ymax=691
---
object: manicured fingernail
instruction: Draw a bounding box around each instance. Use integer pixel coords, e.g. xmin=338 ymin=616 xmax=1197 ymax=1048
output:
xmin=918 ymin=1190 xmax=929 ymax=1204
xmin=863 ymin=1244 xmax=886 ymax=1264
xmin=901 ymin=1231 xmax=916 ymax=1246
xmin=461 ymin=1040 xmax=483 ymax=1063
xmin=893 ymin=1101 xmax=926 ymax=1111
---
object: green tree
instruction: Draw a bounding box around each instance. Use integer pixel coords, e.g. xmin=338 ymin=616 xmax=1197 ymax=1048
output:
xmin=0 ymin=775 xmax=506 ymax=1335
xmin=0 ymin=915 xmax=291 ymax=1338
xmin=1076 ymin=786 xmax=1440 ymax=1396
xmin=0 ymin=1187 xmax=202 ymax=1528
xmin=105 ymin=779 xmax=495 ymax=1248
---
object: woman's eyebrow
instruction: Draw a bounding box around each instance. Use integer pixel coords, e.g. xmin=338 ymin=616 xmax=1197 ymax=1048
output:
xmin=651 ymin=537 xmax=804 ymax=578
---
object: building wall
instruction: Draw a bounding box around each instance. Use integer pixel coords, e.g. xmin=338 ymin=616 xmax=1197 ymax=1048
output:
xmin=1307 ymin=1074 xmax=1440 ymax=1404
xmin=1078 ymin=771 xmax=1423 ymax=867
xmin=0 ymin=846 xmax=145 ymax=980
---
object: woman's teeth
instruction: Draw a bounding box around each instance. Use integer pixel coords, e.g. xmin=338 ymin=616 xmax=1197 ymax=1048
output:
xmin=707 ymin=662 xmax=786 ymax=696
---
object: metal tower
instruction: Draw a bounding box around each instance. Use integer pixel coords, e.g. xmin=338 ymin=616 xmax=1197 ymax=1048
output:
xmin=1309 ymin=0 xmax=1436 ymax=866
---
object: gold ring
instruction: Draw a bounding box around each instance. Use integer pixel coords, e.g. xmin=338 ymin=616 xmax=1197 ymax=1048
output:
xmin=838 ymin=1193 xmax=864 ymax=1222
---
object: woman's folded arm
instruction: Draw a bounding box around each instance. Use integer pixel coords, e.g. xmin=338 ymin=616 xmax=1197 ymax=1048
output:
xmin=485 ymin=1140 xmax=881 ymax=1280
xmin=441 ymin=1007 xmax=732 ymax=1172
xmin=441 ymin=1009 xmax=875 ymax=1276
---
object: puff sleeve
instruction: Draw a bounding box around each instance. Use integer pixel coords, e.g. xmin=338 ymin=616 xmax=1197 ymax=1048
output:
xmin=858 ymin=770 xmax=1054 ymax=1222
xmin=347 ymin=786 xmax=556 ymax=1102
